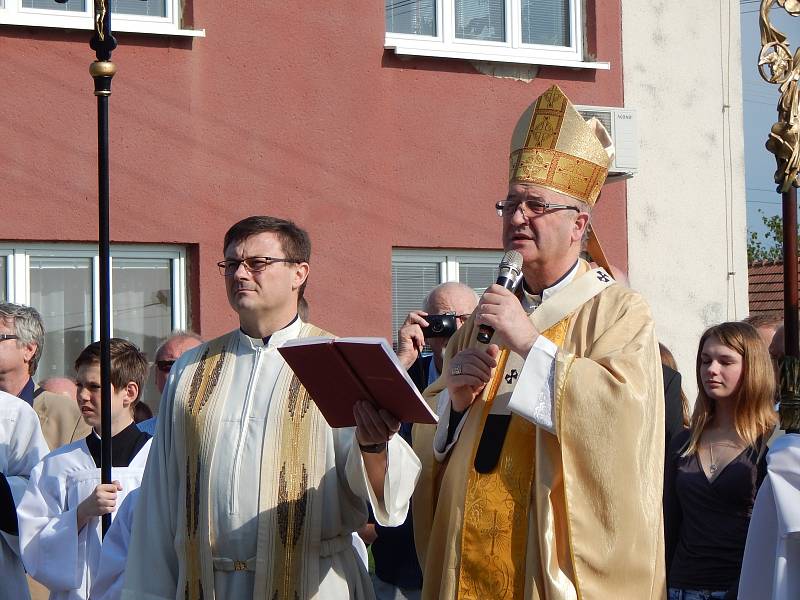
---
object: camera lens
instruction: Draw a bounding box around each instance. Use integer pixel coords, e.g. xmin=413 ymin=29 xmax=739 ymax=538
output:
xmin=432 ymin=322 xmax=443 ymax=333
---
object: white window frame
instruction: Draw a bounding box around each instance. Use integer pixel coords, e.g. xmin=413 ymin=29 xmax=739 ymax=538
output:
xmin=0 ymin=242 xmax=188 ymax=340
xmin=384 ymin=0 xmax=608 ymax=68
xmin=0 ymin=0 xmax=204 ymax=37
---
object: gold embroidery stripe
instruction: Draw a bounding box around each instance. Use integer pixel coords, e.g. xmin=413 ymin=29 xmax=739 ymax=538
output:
xmin=183 ymin=342 xmax=228 ymax=600
xmin=509 ymin=148 xmax=607 ymax=205
xmin=273 ymin=376 xmax=312 ymax=600
xmin=457 ymin=319 xmax=571 ymax=600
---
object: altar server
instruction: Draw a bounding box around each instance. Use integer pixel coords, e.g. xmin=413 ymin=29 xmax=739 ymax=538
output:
xmin=18 ymin=339 xmax=151 ymax=600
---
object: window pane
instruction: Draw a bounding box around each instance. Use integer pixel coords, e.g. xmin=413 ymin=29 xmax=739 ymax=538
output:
xmin=392 ymin=261 xmax=441 ymax=347
xmin=112 ymin=258 xmax=172 ymax=358
xmin=521 ymin=0 xmax=570 ymax=46
xmin=459 ymin=261 xmax=500 ymax=297
xmin=22 ymin=0 xmax=84 ymax=10
xmin=113 ymin=257 xmax=172 ymax=413
xmin=385 ymin=0 xmax=435 ymax=36
xmin=0 ymin=258 xmax=5 ymax=302
xmin=455 ymin=0 xmax=505 ymax=41
xmin=30 ymin=257 xmax=93 ymax=381
xmin=110 ymin=0 xmax=166 ymax=17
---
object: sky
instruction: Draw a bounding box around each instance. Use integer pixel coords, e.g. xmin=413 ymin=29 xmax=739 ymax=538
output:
xmin=740 ymin=3 xmax=798 ymax=242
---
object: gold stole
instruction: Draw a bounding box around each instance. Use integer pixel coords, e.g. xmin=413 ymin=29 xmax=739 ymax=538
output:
xmin=182 ymin=332 xmax=237 ymax=600
xmin=254 ymin=361 xmax=326 ymax=600
xmin=254 ymin=323 xmax=330 ymax=600
xmin=457 ymin=318 xmax=571 ymax=600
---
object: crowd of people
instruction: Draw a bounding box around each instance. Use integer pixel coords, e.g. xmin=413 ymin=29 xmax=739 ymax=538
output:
xmin=1 ymin=84 xmax=796 ymax=600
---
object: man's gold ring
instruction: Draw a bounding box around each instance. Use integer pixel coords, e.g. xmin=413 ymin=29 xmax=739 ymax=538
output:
xmin=451 ymin=364 xmax=462 ymax=376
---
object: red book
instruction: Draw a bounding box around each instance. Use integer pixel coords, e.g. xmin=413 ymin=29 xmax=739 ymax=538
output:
xmin=277 ymin=337 xmax=439 ymax=428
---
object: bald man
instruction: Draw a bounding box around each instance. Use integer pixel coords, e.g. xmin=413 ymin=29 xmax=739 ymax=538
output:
xmin=137 ymin=331 xmax=202 ymax=436
xmin=396 ymin=282 xmax=480 ymax=387
xmin=153 ymin=331 xmax=203 ymax=396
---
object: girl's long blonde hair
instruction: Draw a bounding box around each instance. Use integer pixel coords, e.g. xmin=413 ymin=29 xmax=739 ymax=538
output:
xmin=684 ymin=321 xmax=777 ymax=455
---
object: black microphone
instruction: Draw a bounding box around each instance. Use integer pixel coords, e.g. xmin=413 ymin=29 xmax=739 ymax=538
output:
xmin=477 ymin=250 xmax=524 ymax=344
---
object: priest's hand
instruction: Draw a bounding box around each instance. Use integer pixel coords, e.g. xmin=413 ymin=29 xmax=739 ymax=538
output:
xmin=395 ymin=310 xmax=428 ymax=370
xmin=353 ymin=401 xmax=400 ymax=502
xmin=476 ymin=284 xmax=538 ymax=357
xmin=446 ymin=345 xmax=499 ymax=412
xmin=353 ymin=401 xmax=401 ymax=449
xmin=77 ymin=480 xmax=122 ymax=531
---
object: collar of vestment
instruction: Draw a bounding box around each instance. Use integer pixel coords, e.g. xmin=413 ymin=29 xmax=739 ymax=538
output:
xmin=238 ymin=315 xmax=302 ymax=350
xmin=86 ymin=421 xmax=151 ymax=468
xmin=520 ymin=259 xmax=580 ymax=312
xmin=18 ymin=377 xmax=35 ymax=406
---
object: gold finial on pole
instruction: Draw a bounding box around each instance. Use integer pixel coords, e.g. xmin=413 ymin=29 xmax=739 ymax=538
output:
xmin=759 ymin=0 xmax=800 ymax=433
xmin=758 ymin=0 xmax=800 ymax=193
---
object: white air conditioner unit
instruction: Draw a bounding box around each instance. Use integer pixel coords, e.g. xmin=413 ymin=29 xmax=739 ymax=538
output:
xmin=574 ymin=105 xmax=638 ymax=180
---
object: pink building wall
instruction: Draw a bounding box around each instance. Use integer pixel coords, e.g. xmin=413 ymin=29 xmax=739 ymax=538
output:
xmin=0 ymin=0 xmax=625 ymax=340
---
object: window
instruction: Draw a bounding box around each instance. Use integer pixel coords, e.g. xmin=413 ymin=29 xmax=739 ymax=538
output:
xmin=0 ymin=243 xmax=188 ymax=408
xmin=0 ymin=0 xmax=204 ymax=36
xmin=385 ymin=0 xmax=607 ymax=68
xmin=391 ymin=248 xmax=502 ymax=345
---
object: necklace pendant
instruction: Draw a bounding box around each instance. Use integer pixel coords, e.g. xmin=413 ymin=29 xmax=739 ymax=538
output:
xmin=710 ymin=463 xmax=717 ymax=473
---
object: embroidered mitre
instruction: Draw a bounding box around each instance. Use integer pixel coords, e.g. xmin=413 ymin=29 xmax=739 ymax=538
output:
xmin=509 ymin=85 xmax=614 ymax=205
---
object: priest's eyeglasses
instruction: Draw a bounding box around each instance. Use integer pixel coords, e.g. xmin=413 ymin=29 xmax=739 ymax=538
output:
xmin=0 ymin=334 xmax=18 ymax=342
xmin=217 ymin=257 xmax=301 ymax=277
xmin=495 ymin=199 xmax=580 ymax=218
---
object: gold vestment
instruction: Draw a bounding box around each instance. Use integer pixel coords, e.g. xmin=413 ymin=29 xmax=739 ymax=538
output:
xmin=413 ymin=260 xmax=666 ymax=600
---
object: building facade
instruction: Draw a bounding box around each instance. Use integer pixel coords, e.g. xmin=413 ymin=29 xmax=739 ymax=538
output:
xmin=1 ymin=0 xmax=746 ymax=405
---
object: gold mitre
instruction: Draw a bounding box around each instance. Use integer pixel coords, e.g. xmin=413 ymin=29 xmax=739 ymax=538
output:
xmin=509 ymin=85 xmax=613 ymax=205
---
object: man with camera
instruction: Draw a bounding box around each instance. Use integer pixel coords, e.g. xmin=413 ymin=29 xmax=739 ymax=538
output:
xmin=396 ymin=282 xmax=479 ymax=394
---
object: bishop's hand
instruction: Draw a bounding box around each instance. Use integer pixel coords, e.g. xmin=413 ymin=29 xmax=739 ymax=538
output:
xmin=446 ymin=345 xmax=500 ymax=412
xmin=476 ymin=284 xmax=538 ymax=357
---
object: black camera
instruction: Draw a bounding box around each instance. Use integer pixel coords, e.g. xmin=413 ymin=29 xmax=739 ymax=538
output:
xmin=422 ymin=314 xmax=458 ymax=338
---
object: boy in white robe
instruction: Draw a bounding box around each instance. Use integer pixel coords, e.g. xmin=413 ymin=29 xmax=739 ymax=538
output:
xmin=0 ymin=391 xmax=49 ymax=600
xmin=18 ymin=339 xmax=152 ymax=600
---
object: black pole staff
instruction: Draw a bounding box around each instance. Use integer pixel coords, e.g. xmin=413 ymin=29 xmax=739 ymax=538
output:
xmin=758 ymin=0 xmax=800 ymax=434
xmin=54 ymin=0 xmax=118 ymax=535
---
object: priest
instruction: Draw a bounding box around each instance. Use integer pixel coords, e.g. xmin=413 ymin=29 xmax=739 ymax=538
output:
xmin=122 ymin=216 xmax=420 ymax=600
xmin=412 ymin=86 xmax=666 ymax=600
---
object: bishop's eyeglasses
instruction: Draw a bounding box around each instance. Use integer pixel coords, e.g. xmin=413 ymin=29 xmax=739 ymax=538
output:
xmin=495 ymin=199 xmax=581 ymax=218
xmin=217 ymin=257 xmax=302 ymax=277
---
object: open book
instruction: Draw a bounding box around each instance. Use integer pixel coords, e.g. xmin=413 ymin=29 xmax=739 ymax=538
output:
xmin=277 ymin=337 xmax=439 ymax=428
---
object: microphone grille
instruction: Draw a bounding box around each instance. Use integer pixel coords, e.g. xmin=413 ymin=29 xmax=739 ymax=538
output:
xmin=500 ymin=250 xmax=523 ymax=271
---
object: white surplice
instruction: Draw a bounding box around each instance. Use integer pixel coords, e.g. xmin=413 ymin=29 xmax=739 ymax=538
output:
xmin=17 ymin=437 xmax=151 ymax=600
xmin=91 ymin=488 xmax=139 ymax=600
xmin=121 ymin=321 xmax=421 ymax=600
xmin=739 ymin=433 xmax=800 ymax=600
xmin=0 ymin=391 xmax=49 ymax=600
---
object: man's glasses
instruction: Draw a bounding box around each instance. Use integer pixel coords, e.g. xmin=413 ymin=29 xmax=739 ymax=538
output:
xmin=0 ymin=334 xmax=18 ymax=342
xmin=217 ymin=256 xmax=301 ymax=277
xmin=155 ymin=360 xmax=175 ymax=373
xmin=495 ymin=199 xmax=580 ymax=218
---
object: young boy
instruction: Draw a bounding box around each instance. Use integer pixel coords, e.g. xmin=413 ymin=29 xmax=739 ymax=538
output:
xmin=17 ymin=339 xmax=151 ymax=600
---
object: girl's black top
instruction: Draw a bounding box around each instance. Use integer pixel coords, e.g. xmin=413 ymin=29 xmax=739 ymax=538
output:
xmin=664 ymin=428 xmax=767 ymax=592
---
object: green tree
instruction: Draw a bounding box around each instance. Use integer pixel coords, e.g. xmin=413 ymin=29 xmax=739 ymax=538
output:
xmin=748 ymin=209 xmax=800 ymax=263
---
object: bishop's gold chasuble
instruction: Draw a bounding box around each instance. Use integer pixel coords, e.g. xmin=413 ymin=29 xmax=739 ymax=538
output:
xmin=413 ymin=262 xmax=666 ymax=600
